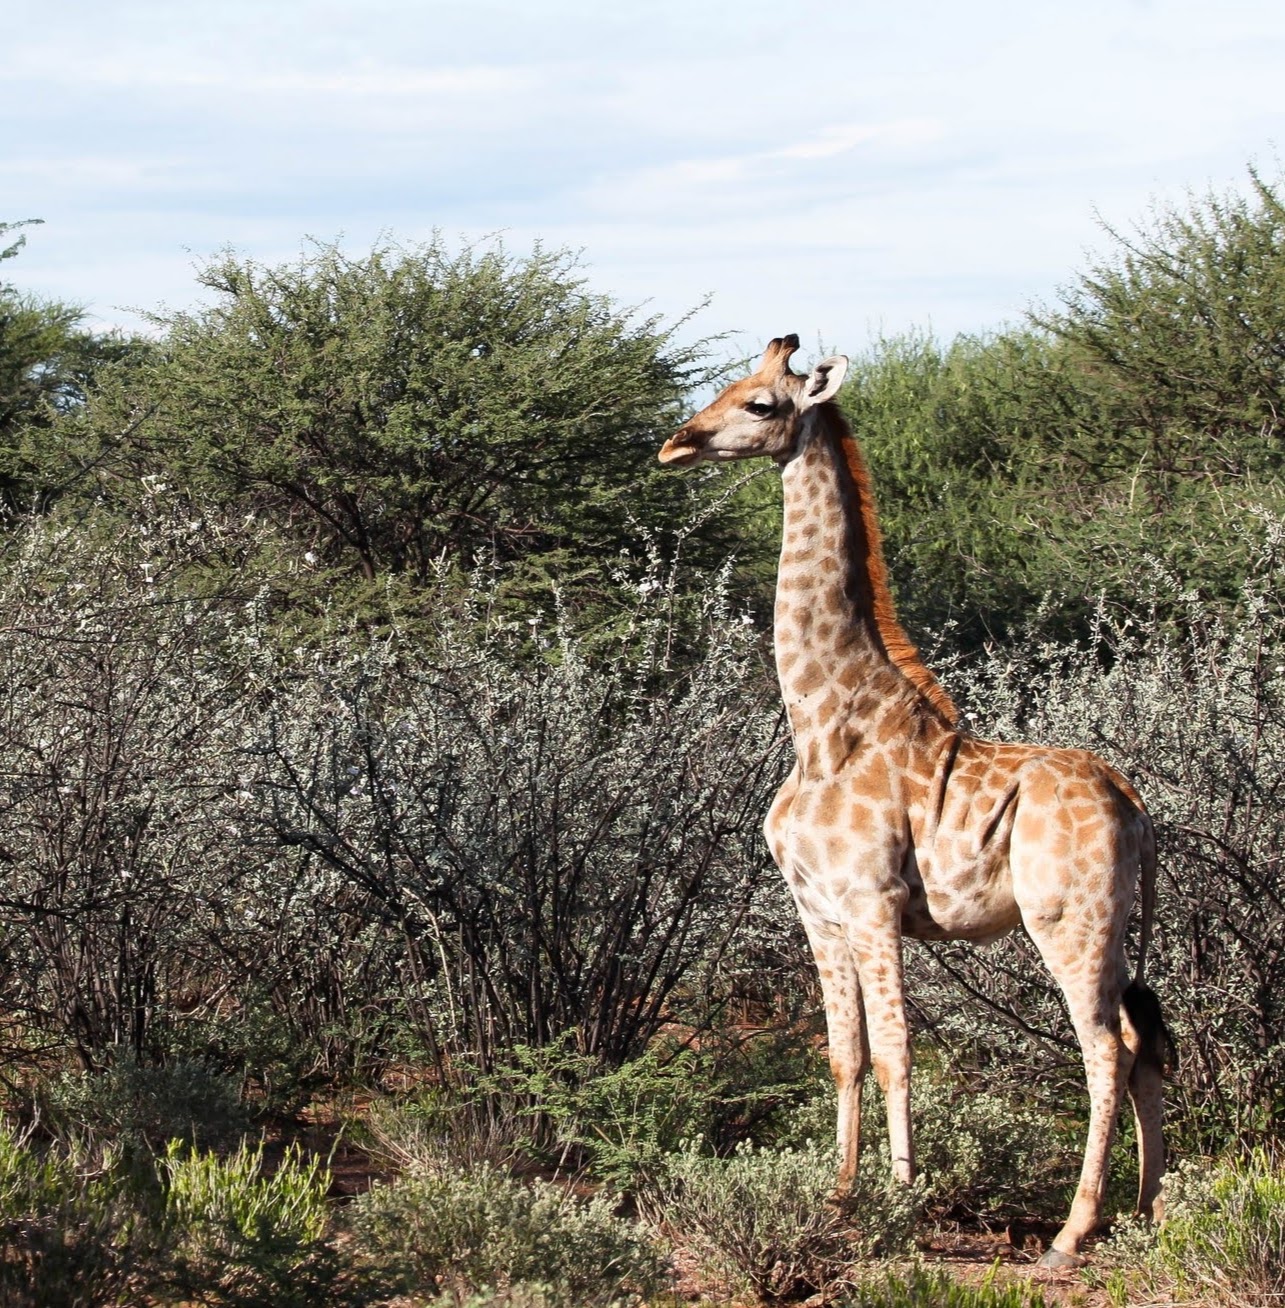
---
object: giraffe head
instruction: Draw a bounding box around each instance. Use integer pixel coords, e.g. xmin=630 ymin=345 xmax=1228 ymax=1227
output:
xmin=658 ymin=334 xmax=849 ymax=468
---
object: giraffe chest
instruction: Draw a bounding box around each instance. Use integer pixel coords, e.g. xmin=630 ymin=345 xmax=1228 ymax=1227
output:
xmin=764 ymin=766 xmax=910 ymax=922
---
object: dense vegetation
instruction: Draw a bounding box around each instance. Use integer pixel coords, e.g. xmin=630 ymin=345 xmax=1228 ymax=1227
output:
xmin=2 ymin=171 xmax=1285 ymax=1304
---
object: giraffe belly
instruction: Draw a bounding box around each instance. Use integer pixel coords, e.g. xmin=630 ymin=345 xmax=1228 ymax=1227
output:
xmin=900 ymin=850 xmax=1022 ymax=944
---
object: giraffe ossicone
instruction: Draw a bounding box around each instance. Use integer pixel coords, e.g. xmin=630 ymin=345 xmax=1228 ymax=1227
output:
xmin=659 ymin=334 xmax=1172 ymax=1265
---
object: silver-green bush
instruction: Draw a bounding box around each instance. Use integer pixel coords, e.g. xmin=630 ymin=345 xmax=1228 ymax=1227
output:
xmin=1101 ymin=1151 xmax=1285 ymax=1305
xmin=349 ymin=1160 xmax=666 ymax=1306
xmin=774 ymin=1069 xmax=1072 ymax=1221
xmin=644 ymin=1141 xmax=922 ymax=1299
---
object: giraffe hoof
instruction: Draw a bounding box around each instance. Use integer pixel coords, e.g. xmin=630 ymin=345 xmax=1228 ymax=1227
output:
xmin=1037 ymin=1248 xmax=1085 ymax=1270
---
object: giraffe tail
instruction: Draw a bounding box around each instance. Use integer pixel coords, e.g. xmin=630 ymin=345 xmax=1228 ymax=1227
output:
xmin=1124 ymin=810 xmax=1177 ymax=1073
xmin=1123 ymin=981 xmax=1178 ymax=1075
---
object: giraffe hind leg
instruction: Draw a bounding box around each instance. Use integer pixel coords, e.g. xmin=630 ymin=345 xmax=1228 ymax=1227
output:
xmin=1022 ymin=917 xmax=1133 ymax=1264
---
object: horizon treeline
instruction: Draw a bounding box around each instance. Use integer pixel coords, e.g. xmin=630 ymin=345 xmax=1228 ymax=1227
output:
xmin=5 ymin=169 xmax=1285 ymax=648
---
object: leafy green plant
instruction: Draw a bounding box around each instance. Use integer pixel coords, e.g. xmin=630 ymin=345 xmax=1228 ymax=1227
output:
xmin=159 ymin=1139 xmax=342 ymax=1308
xmin=350 ymin=1160 xmax=665 ymax=1306
xmin=365 ymin=1028 xmax=828 ymax=1193
xmin=464 ymin=1039 xmax=731 ymax=1187
xmin=841 ymin=1266 xmax=1048 ymax=1306
xmin=0 ymin=1122 xmax=151 ymax=1307
xmin=1102 ymin=1151 xmax=1285 ymax=1305
xmin=643 ymin=1140 xmax=922 ymax=1299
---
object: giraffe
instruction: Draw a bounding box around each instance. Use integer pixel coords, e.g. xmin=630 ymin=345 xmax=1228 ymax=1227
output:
xmin=657 ymin=335 xmax=1171 ymax=1267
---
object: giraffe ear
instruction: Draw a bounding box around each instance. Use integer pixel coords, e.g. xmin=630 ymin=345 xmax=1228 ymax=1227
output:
xmin=800 ymin=355 xmax=849 ymax=408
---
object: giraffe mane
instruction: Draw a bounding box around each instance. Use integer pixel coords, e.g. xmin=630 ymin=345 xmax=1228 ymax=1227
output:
xmin=818 ymin=403 xmax=960 ymax=726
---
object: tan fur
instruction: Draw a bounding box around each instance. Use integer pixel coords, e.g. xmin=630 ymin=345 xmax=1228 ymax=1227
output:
xmin=658 ymin=336 xmax=1168 ymax=1263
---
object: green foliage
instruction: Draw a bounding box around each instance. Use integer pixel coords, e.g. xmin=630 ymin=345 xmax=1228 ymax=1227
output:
xmin=842 ymin=168 xmax=1285 ymax=642
xmin=0 ymin=1123 xmax=357 ymax=1308
xmin=55 ymin=237 xmax=758 ymax=625
xmin=35 ymin=1059 xmax=248 ymax=1155
xmin=1049 ymin=167 xmax=1285 ymax=489
xmin=464 ymin=1033 xmax=819 ymax=1189
xmin=0 ymin=218 xmax=149 ymax=516
xmin=1101 ymin=1152 xmax=1285 ymax=1305
xmin=160 ymin=1139 xmax=342 ymax=1308
xmin=841 ymin=1266 xmax=1048 ymax=1307
xmin=644 ymin=1141 xmax=922 ymax=1299
xmin=349 ymin=1160 xmax=665 ymax=1306
xmin=362 ymin=1028 xmax=825 ymax=1195
xmin=0 ymin=1123 xmax=149 ymax=1307
xmin=777 ymin=1070 xmax=1073 ymax=1221
xmin=455 ymin=1039 xmax=723 ymax=1188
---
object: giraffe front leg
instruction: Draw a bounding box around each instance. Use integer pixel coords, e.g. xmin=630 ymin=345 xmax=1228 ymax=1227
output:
xmin=801 ymin=918 xmax=869 ymax=1197
xmin=847 ymin=896 xmax=914 ymax=1186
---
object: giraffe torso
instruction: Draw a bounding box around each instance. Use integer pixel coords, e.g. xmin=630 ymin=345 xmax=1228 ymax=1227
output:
xmin=767 ymin=724 xmax=1150 ymax=949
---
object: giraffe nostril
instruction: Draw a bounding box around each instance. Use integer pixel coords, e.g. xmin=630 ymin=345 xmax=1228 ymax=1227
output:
xmin=659 ymin=428 xmax=703 ymax=465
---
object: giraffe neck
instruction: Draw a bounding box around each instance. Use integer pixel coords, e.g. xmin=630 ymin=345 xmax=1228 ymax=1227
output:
xmin=774 ymin=404 xmax=956 ymax=775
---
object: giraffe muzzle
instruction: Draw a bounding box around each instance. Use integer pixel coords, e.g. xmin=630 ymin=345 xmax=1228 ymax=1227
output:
xmin=658 ymin=431 xmax=702 ymax=466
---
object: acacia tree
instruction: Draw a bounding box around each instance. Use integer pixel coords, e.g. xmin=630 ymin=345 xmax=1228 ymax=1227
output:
xmin=0 ymin=219 xmax=148 ymax=517
xmin=59 ymin=238 xmax=761 ymax=622
xmin=842 ymin=168 xmax=1285 ymax=643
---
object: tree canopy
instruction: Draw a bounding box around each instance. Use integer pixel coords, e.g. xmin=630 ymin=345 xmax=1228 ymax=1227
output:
xmin=0 ymin=220 xmax=147 ymax=517
xmin=842 ymin=169 xmax=1285 ymax=644
xmin=52 ymin=238 xmax=765 ymax=628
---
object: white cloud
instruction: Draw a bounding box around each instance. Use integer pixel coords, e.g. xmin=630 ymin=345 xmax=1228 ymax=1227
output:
xmin=3 ymin=0 xmax=1284 ymax=350
xmin=2 ymin=44 xmax=534 ymax=101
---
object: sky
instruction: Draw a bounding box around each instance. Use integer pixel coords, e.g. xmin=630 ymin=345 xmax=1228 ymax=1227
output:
xmin=4 ymin=0 xmax=1284 ymax=363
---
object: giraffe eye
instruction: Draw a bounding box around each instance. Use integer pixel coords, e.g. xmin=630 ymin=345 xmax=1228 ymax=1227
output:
xmin=744 ymin=400 xmax=775 ymax=418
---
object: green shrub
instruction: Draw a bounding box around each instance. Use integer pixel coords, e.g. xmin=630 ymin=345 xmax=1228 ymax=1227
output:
xmin=462 ymin=1038 xmax=735 ymax=1188
xmin=364 ymin=1030 xmax=822 ymax=1195
xmin=644 ymin=1141 xmax=922 ymax=1299
xmin=159 ymin=1139 xmax=343 ymax=1308
xmin=0 ymin=1123 xmax=150 ymax=1307
xmin=36 ymin=1059 xmax=248 ymax=1154
xmin=1101 ymin=1151 xmax=1285 ymax=1306
xmin=904 ymin=1080 xmax=1071 ymax=1219
xmin=774 ymin=1070 xmax=1072 ymax=1221
xmin=841 ymin=1266 xmax=1048 ymax=1306
xmin=349 ymin=1160 xmax=665 ymax=1306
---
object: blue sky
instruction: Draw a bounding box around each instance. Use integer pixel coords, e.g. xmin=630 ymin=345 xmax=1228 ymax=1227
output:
xmin=4 ymin=0 xmax=1284 ymax=360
